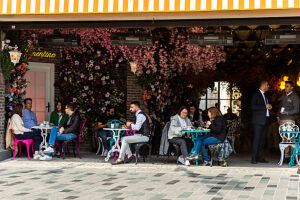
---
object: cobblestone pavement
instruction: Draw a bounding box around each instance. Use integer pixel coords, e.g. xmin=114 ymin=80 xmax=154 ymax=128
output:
xmin=0 ymin=154 xmax=299 ymax=200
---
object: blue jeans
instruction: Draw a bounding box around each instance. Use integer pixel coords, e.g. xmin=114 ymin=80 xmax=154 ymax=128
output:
xmin=98 ymin=130 xmax=113 ymax=151
xmin=193 ymin=135 xmax=221 ymax=161
xmin=48 ymin=127 xmax=77 ymax=146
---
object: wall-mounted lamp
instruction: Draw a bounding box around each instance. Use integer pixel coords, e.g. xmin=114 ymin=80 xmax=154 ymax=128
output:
xmin=130 ymin=62 xmax=137 ymax=74
xmin=9 ymin=45 xmax=22 ymax=66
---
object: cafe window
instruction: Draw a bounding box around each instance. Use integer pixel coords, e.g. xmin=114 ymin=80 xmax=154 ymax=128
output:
xmin=199 ymin=82 xmax=242 ymax=116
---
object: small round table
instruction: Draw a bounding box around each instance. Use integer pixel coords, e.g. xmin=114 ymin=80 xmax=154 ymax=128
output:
xmin=32 ymin=126 xmax=54 ymax=150
xmin=281 ymin=131 xmax=300 ymax=167
xmin=103 ymin=128 xmax=130 ymax=162
xmin=182 ymin=129 xmax=211 ymax=165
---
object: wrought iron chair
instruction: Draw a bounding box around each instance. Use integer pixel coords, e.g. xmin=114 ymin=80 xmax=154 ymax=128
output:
xmin=60 ymin=119 xmax=87 ymax=159
xmin=226 ymin=120 xmax=239 ymax=154
xmin=278 ymin=122 xmax=299 ymax=166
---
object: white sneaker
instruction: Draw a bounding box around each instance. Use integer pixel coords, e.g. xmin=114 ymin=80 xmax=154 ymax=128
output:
xmin=185 ymin=160 xmax=191 ymax=166
xmin=177 ymin=157 xmax=185 ymax=165
xmin=33 ymin=154 xmax=42 ymax=160
xmin=44 ymin=147 xmax=54 ymax=154
xmin=103 ymin=150 xmax=108 ymax=157
xmin=39 ymin=155 xmax=52 ymax=161
xmin=39 ymin=150 xmax=45 ymax=157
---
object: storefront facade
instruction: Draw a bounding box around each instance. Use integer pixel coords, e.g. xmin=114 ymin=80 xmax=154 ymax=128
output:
xmin=1 ymin=0 xmax=300 ymax=153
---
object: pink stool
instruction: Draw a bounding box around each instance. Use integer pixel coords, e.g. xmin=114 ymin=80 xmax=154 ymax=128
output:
xmin=11 ymin=130 xmax=34 ymax=160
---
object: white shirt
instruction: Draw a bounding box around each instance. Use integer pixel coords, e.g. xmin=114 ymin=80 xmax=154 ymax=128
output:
xmin=178 ymin=115 xmax=187 ymax=127
xmin=131 ymin=110 xmax=147 ymax=131
xmin=11 ymin=114 xmax=31 ymax=135
xmin=259 ymin=89 xmax=270 ymax=117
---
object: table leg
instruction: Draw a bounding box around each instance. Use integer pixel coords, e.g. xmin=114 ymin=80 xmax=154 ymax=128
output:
xmin=40 ymin=129 xmax=48 ymax=150
xmin=105 ymin=130 xmax=120 ymax=162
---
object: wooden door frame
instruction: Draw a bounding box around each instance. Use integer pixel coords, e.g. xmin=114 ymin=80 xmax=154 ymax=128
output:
xmin=27 ymin=62 xmax=55 ymax=121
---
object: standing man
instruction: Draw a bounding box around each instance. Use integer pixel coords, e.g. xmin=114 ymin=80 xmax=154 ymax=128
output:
xmin=251 ymin=80 xmax=272 ymax=164
xmin=22 ymin=98 xmax=38 ymax=129
xmin=277 ymin=81 xmax=299 ymax=124
xmin=277 ymin=81 xmax=299 ymax=161
xmin=112 ymin=101 xmax=150 ymax=165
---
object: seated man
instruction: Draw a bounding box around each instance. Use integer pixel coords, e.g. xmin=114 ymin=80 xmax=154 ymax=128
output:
xmin=112 ymin=101 xmax=150 ymax=165
xmin=41 ymin=103 xmax=81 ymax=160
xmin=22 ymin=98 xmax=38 ymax=129
xmin=96 ymin=105 xmax=119 ymax=156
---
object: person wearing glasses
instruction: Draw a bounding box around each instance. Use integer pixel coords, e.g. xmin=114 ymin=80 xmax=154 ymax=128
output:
xmin=168 ymin=106 xmax=192 ymax=166
xmin=41 ymin=103 xmax=81 ymax=160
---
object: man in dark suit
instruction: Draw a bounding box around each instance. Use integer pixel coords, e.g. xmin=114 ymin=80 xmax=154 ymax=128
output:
xmin=251 ymin=80 xmax=272 ymax=164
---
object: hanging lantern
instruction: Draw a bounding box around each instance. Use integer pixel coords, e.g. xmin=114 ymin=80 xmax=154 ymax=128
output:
xmin=283 ymin=76 xmax=289 ymax=81
xmin=130 ymin=62 xmax=137 ymax=74
xmin=280 ymin=81 xmax=285 ymax=90
xmin=297 ymin=80 xmax=300 ymax=86
xmin=9 ymin=46 xmax=22 ymax=66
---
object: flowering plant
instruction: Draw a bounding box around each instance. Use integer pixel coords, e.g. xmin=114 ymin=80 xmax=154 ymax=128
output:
xmin=49 ymin=29 xmax=128 ymax=132
xmin=131 ymin=28 xmax=226 ymax=120
xmin=2 ymin=38 xmax=33 ymax=119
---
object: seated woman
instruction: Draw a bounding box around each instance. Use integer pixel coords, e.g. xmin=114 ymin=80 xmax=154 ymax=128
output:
xmin=11 ymin=104 xmax=43 ymax=160
xmin=41 ymin=103 xmax=81 ymax=161
xmin=189 ymin=105 xmax=204 ymax=127
xmin=168 ymin=106 xmax=192 ymax=166
xmin=50 ymin=101 xmax=68 ymax=127
xmin=187 ymin=107 xmax=227 ymax=166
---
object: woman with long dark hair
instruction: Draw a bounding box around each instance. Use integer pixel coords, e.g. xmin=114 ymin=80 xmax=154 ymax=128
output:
xmin=187 ymin=107 xmax=227 ymax=166
xmin=50 ymin=101 xmax=68 ymax=127
xmin=11 ymin=104 xmax=43 ymax=160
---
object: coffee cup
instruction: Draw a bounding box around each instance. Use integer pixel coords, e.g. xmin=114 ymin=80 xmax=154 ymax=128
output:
xmin=281 ymin=107 xmax=285 ymax=114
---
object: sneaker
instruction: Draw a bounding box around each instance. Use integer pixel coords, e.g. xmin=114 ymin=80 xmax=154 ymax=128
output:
xmin=33 ymin=154 xmax=42 ymax=160
xmin=38 ymin=150 xmax=45 ymax=157
xmin=185 ymin=160 xmax=191 ymax=166
xmin=186 ymin=153 xmax=199 ymax=161
xmin=177 ymin=157 xmax=185 ymax=165
xmin=200 ymin=160 xmax=210 ymax=166
xmin=39 ymin=155 xmax=53 ymax=161
xmin=44 ymin=147 xmax=54 ymax=154
xmin=102 ymin=150 xmax=108 ymax=157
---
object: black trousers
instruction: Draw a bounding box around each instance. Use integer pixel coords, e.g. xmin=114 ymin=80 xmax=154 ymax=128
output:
xmin=169 ymin=137 xmax=189 ymax=158
xmin=252 ymin=120 xmax=269 ymax=161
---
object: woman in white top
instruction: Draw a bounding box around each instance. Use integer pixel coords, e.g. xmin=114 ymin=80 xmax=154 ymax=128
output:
xmin=168 ymin=106 xmax=192 ymax=166
xmin=11 ymin=104 xmax=43 ymax=160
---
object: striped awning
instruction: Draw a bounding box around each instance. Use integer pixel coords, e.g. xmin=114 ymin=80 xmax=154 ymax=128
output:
xmin=1 ymin=0 xmax=300 ymax=15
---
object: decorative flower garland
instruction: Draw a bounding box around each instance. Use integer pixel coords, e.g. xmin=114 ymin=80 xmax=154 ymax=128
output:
xmin=2 ymin=36 xmax=33 ymax=119
xmin=131 ymin=28 xmax=226 ymax=120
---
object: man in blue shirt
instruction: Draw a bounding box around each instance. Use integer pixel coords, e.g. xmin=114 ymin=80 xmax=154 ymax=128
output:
xmin=22 ymin=98 xmax=38 ymax=129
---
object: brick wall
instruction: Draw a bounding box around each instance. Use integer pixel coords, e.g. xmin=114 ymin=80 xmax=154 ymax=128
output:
xmin=126 ymin=66 xmax=146 ymax=118
xmin=0 ymin=69 xmax=5 ymax=150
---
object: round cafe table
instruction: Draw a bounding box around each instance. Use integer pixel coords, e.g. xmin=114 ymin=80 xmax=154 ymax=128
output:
xmin=32 ymin=125 xmax=54 ymax=150
xmin=103 ymin=128 xmax=130 ymax=162
xmin=182 ymin=129 xmax=211 ymax=165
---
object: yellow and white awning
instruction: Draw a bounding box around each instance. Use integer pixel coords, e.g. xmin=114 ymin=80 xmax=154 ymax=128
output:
xmin=1 ymin=0 xmax=300 ymax=15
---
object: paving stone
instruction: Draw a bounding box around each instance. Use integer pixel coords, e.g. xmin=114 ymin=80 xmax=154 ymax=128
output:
xmin=0 ymin=156 xmax=299 ymax=200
